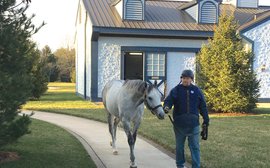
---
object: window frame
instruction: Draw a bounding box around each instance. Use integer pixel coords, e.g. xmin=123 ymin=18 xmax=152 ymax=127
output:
xmin=145 ymin=51 xmax=167 ymax=81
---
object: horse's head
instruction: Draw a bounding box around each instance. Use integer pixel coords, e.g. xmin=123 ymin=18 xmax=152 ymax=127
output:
xmin=144 ymin=81 xmax=165 ymax=120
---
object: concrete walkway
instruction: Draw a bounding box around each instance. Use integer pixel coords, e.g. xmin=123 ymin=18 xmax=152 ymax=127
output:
xmin=22 ymin=111 xmax=178 ymax=168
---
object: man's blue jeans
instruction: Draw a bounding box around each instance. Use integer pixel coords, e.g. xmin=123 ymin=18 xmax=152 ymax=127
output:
xmin=174 ymin=125 xmax=200 ymax=168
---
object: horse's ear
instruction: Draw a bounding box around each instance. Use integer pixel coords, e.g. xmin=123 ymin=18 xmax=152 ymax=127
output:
xmin=145 ymin=81 xmax=148 ymax=89
xmin=154 ymin=80 xmax=157 ymax=86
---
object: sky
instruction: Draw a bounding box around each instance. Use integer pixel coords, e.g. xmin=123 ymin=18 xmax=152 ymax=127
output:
xmin=26 ymin=0 xmax=79 ymax=51
xmin=26 ymin=0 xmax=270 ymax=52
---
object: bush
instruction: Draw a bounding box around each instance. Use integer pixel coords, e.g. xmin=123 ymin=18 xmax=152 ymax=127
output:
xmin=0 ymin=114 xmax=32 ymax=147
xmin=196 ymin=15 xmax=260 ymax=113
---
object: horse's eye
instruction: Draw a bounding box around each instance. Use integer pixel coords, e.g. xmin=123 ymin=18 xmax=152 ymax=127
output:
xmin=148 ymin=97 xmax=152 ymax=101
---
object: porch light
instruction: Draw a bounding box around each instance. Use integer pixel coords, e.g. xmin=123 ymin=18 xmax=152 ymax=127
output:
xmin=129 ymin=53 xmax=143 ymax=55
xmin=261 ymin=64 xmax=266 ymax=72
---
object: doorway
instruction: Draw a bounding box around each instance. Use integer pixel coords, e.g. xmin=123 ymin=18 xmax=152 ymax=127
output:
xmin=124 ymin=52 xmax=143 ymax=80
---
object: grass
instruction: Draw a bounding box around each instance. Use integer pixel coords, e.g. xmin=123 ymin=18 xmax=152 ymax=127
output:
xmin=253 ymin=103 xmax=270 ymax=114
xmin=23 ymin=82 xmax=270 ymax=168
xmin=0 ymin=119 xmax=96 ymax=168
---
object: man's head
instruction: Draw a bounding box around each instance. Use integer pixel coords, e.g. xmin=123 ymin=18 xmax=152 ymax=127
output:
xmin=181 ymin=69 xmax=194 ymax=86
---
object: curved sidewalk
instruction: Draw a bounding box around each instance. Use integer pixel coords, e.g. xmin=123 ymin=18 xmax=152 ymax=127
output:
xmin=22 ymin=111 xmax=177 ymax=168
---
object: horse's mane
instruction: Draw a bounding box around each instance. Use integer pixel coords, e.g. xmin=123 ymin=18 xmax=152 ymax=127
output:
xmin=123 ymin=80 xmax=147 ymax=94
xmin=123 ymin=80 xmax=156 ymax=95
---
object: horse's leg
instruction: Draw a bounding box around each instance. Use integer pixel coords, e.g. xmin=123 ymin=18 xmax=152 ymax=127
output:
xmin=132 ymin=119 xmax=141 ymax=146
xmin=112 ymin=117 xmax=120 ymax=155
xmin=107 ymin=113 xmax=116 ymax=154
xmin=122 ymin=119 xmax=137 ymax=168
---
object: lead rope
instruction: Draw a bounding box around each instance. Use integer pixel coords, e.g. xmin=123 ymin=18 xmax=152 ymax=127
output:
xmin=167 ymin=113 xmax=182 ymax=135
xmin=168 ymin=114 xmax=174 ymax=125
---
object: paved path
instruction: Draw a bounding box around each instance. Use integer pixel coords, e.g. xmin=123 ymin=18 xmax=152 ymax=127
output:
xmin=22 ymin=111 xmax=178 ymax=168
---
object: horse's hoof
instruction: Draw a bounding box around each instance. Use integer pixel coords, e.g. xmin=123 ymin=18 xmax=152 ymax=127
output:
xmin=130 ymin=163 xmax=137 ymax=168
xmin=113 ymin=150 xmax=118 ymax=155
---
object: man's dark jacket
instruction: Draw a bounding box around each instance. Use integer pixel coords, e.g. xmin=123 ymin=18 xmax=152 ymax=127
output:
xmin=164 ymin=83 xmax=209 ymax=128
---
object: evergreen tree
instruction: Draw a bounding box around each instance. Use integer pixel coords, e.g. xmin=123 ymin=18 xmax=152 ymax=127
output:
xmin=196 ymin=15 xmax=260 ymax=112
xmin=30 ymin=46 xmax=48 ymax=99
xmin=40 ymin=45 xmax=59 ymax=82
xmin=0 ymin=0 xmax=44 ymax=147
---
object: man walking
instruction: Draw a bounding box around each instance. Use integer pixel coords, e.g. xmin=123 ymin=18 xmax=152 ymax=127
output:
xmin=163 ymin=70 xmax=209 ymax=168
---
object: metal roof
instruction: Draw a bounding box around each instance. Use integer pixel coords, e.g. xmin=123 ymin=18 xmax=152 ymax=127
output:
xmin=238 ymin=10 xmax=270 ymax=33
xmin=178 ymin=0 xmax=197 ymax=10
xmin=82 ymin=0 xmax=270 ymax=33
xmin=220 ymin=4 xmax=270 ymax=26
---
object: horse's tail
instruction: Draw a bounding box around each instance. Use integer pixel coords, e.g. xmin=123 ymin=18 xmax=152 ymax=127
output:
xmin=102 ymin=81 xmax=112 ymax=110
xmin=102 ymin=85 xmax=107 ymax=109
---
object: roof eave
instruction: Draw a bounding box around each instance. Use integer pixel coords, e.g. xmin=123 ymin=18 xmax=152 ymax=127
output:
xmin=92 ymin=26 xmax=213 ymax=41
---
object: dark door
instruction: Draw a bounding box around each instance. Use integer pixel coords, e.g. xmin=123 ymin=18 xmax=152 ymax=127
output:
xmin=124 ymin=52 xmax=143 ymax=80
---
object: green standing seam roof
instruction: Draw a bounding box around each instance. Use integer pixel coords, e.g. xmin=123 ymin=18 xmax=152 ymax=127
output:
xmin=82 ymin=0 xmax=270 ymax=33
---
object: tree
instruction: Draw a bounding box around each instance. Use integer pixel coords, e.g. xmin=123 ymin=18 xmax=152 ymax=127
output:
xmin=0 ymin=0 xmax=44 ymax=147
xmin=41 ymin=45 xmax=59 ymax=82
xmin=54 ymin=47 xmax=75 ymax=82
xmin=70 ymin=67 xmax=76 ymax=83
xmin=30 ymin=46 xmax=48 ymax=99
xmin=196 ymin=14 xmax=260 ymax=113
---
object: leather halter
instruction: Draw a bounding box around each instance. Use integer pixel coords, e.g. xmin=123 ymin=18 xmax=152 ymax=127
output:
xmin=143 ymin=94 xmax=162 ymax=115
xmin=135 ymin=84 xmax=163 ymax=115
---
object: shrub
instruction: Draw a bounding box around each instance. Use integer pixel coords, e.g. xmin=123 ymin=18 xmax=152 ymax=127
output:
xmin=196 ymin=15 xmax=260 ymax=112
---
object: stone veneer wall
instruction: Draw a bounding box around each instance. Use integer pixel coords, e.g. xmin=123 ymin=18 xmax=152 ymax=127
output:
xmin=97 ymin=37 xmax=206 ymax=98
xmin=243 ymin=19 xmax=270 ymax=98
xmin=98 ymin=43 xmax=121 ymax=97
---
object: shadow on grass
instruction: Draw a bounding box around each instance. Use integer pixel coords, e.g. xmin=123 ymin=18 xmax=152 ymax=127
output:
xmin=252 ymin=108 xmax=270 ymax=115
xmin=27 ymin=108 xmax=108 ymax=123
xmin=251 ymin=103 xmax=270 ymax=115
xmin=33 ymin=93 xmax=84 ymax=102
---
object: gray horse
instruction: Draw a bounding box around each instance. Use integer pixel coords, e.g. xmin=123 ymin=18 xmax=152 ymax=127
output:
xmin=102 ymin=79 xmax=165 ymax=168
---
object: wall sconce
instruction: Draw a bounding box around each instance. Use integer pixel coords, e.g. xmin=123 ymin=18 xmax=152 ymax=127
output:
xmin=261 ymin=64 xmax=266 ymax=72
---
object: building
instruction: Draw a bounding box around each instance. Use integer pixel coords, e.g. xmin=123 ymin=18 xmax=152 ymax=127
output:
xmin=75 ymin=0 xmax=270 ymax=102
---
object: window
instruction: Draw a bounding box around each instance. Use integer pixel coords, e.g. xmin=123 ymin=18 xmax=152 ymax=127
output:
xmin=146 ymin=53 xmax=165 ymax=77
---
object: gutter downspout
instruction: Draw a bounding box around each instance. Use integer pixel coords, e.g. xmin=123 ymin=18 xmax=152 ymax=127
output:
xmin=84 ymin=11 xmax=87 ymax=99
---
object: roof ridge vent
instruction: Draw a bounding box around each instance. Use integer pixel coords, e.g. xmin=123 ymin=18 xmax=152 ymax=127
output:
xmin=124 ymin=0 xmax=145 ymax=20
xmin=180 ymin=0 xmax=219 ymax=24
xmin=112 ymin=0 xmax=145 ymax=21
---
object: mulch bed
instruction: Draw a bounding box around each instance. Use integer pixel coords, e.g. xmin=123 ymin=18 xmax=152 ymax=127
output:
xmin=0 ymin=152 xmax=20 ymax=163
xmin=209 ymin=112 xmax=256 ymax=117
xmin=94 ymin=102 xmax=104 ymax=105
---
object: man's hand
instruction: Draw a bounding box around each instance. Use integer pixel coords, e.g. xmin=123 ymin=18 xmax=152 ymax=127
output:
xmin=163 ymin=106 xmax=170 ymax=114
xmin=201 ymin=124 xmax=208 ymax=140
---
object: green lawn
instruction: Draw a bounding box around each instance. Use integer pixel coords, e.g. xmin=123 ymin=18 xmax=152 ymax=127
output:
xmin=0 ymin=119 xmax=96 ymax=168
xmin=24 ymin=82 xmax=270 ymax=168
